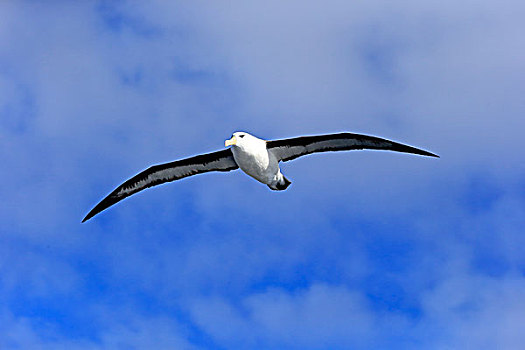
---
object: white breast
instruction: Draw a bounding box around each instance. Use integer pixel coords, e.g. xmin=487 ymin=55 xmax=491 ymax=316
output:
xmin=232 ymin=140 xmax=279 ymax=184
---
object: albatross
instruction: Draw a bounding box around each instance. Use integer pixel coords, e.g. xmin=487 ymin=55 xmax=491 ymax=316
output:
xmin=82 ymin=131 xmax=438 ymax=222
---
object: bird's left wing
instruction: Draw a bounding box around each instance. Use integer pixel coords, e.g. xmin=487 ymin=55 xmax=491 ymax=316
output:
xmin=82 ymin=149 xmax=238 ymax=222
xmin=267 ymin=132 xmax=439 ymax=162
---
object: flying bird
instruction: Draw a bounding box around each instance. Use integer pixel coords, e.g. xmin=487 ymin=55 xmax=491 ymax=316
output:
xmin=82 ymin=131 xmax=438 ymax=222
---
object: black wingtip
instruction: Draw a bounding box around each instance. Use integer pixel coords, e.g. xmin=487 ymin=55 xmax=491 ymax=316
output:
xmin=81 ymin=205 xmax=105 ymax=223
xmin=422 ymin=150 xmax=440 ymax=158
xmin=81 ymin=194 xmax=117 ymax=223
xmin=401 ymin=144 xmax=439 ymax=158
xmin=81 ymin=211 xmax=95 ymax=223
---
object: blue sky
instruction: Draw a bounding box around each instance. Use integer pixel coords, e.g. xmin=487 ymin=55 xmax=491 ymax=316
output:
xmin=1 ymin=1 xmax=525 ymax=349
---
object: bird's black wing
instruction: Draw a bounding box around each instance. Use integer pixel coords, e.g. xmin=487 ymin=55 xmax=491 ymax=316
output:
xmin=82 ymin=149 xmax=238 ymax=222
xmin=267 ymin=132 xmax=438 ymax=162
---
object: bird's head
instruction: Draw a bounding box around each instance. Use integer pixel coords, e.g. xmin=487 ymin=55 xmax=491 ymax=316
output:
xmin=225 ymin=131 xmax=254 ymax=149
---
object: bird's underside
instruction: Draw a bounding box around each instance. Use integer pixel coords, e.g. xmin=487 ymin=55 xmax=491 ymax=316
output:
xmin=82 ymin=131 xmax=438 ymax=222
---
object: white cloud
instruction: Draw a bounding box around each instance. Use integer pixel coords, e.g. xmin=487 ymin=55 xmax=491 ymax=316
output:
xmin=418 ymin=274 xmax=525 ymax=350
xmin=0 ymin=307 xmax=197 ymax=350
xmin=190 ymin=284 xmax=378 ymax=349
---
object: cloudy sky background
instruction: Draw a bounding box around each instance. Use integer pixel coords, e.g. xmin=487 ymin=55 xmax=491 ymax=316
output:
xmin=1 ymin=1 xmax=525 ymax=349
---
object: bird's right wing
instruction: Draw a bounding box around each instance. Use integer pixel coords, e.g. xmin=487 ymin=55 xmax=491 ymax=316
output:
xmin=267 ymin=132 xmax=439 ymax=162
xmin=82 ymin=149 xmax=238 ymax=222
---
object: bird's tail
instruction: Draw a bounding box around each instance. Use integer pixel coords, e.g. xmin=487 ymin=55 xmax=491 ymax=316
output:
xmin=270 ymin=174 xmax=291 ymax=191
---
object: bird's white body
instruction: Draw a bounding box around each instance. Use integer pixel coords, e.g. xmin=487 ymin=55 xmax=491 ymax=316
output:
xmin=228 ymin=132 xmax=288 ymax=190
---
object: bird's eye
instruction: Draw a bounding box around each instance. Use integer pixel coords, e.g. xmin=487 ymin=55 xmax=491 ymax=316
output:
xmin=239 ymin=135 xmax=245 ymax=138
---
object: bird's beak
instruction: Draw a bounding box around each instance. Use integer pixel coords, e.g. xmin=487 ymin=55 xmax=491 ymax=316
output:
xmin=225 ymin=136 xmax=237 ymax=147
